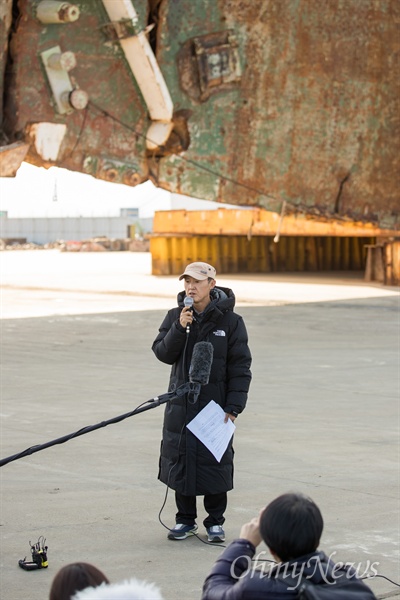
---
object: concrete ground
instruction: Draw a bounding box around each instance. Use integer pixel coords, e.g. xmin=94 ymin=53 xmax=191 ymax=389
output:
xmin=0 ymin=250 xmax=399 ymax=600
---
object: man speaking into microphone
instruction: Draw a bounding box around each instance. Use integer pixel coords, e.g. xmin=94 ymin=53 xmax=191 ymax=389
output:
xmin=152 ymin=262 xmax=252 ymax=543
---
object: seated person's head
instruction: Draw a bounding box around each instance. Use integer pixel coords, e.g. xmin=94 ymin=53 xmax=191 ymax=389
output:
xmin=259 ymin=492 xmax=323 ymax=562
xmin=49 ymin=562 xmax=109 ymax=600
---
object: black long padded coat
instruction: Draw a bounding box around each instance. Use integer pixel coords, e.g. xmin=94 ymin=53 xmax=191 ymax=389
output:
xmin=152 ymin=286 xmax=252 ymax=497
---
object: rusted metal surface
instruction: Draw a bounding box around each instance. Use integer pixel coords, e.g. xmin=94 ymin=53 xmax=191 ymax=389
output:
xmin=1 ymin=1 xmax=399 ymax=230
xmin=0 ymin=141 xmax=30 ymax=176
xmin=155 ymin=0 xmax=400 ymax=229
xmin=0 ymin=0 xmax=13 ymax=144
xmin=2 ymin=0 xmax=150 ymax=184
xmin=176 ymin=29 xmax=242 ymax=103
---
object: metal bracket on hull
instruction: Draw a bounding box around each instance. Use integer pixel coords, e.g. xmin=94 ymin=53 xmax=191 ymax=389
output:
xmin=101 ymin=0 xmax=174 ymax=150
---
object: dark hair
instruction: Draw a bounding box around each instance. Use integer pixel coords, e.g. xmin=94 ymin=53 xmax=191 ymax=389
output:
xmin=259 ymin=492 xmax=323 ymax=562
xmin=49 ymin=562 xmax=109 ymax=600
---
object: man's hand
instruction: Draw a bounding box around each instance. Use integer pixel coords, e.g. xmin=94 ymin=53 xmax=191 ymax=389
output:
xmin=180 ymin=306 xmax=193 ymax=329
xmin=224 ymin=413 xmax=236 ymax=423
xmin=239 ymin=516 xmax=262 ymax=548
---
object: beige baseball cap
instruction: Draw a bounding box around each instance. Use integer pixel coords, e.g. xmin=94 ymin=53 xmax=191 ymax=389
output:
xmin=179 ymin=262 xmax=216 ymax=281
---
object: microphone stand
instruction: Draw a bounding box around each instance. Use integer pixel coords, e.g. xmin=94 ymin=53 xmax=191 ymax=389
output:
xmin=0 ymin=382 xmax=200 ymax=468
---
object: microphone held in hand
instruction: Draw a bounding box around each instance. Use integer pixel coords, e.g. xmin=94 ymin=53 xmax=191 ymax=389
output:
xmin=184 ymin=296 xmax=194 ymax=333
xmin=188 ymin=342 xmax=214 ymax=403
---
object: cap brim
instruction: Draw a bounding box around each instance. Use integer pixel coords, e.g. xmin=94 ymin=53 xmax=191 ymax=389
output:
xmin=179 ymin=270 xmax=208 ymax=280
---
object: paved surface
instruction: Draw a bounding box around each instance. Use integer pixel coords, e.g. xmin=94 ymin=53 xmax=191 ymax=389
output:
xmin=0 ymin=250 xmax=399 ymax=599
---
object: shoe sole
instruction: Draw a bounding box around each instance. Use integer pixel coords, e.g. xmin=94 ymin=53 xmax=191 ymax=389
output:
xmin=207 ymin=536 xmax=225 ymax=543
xmin=167 ymin=529 xmax=198 ymax=541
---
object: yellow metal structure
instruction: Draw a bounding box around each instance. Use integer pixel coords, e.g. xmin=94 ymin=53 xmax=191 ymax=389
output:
xmin=152 ymin=208 xmax=397 ymax=238
xmin=385 ymin=241 xmax=400 ymax=286
xmin=150 ymin=208 xmax=399 ymax=279
xmin=151 ymin=234 xmax=377 ymax=276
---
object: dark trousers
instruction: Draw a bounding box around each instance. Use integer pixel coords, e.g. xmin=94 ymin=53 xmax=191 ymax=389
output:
xmin=175 ymin=491 xmax=227 ymax=528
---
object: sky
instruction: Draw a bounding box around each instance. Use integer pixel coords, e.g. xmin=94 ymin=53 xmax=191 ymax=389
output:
xmin=0 ymin=162 xmax=171 ymax=219
xmin=0 ymin=162 xmax=239 ymax=219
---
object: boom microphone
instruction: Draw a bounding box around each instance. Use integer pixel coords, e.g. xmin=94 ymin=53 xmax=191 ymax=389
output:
xmin=189 ymin=342 xmax=214 ymax=386
xmin=184 ymin=296 xmax=194 ymax=333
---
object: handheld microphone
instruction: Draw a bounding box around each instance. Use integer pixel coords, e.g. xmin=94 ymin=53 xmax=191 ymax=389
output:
xmin=188 ymin=342 xmax=214 ymax=402
xmin=183 ymin=296 xmax=194 ymax=334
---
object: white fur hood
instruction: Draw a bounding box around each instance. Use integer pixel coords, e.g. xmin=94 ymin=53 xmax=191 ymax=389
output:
xmin=73 ymin=578 xmax=163 ymax=600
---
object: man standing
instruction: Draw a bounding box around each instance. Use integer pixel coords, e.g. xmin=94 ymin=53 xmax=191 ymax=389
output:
xmin=152 ymin=262 xmax=252 ymax=543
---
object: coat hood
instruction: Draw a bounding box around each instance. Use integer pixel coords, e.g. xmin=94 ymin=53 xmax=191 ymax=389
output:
xmin=178 ymin=286 xmax=235 ymax=312
xmin=72 ymin=578 xmax=163 ymax=600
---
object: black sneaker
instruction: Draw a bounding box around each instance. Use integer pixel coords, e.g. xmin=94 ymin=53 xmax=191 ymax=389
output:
xmin=206 ymin=525 xmax=225 ymax=542
xmin=167 ymin=523 xmax=198 ymax=540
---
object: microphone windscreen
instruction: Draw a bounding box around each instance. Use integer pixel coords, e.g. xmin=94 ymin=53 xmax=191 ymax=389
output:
xmin=189 ymin=342 xmax=214 ymax=386
xmin=184 ymin=296 xmax=194 ymax=308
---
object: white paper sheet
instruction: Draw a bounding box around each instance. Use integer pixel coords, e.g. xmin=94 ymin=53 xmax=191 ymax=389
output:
xmin=187 ymin=400 xmax=236 ymax=462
